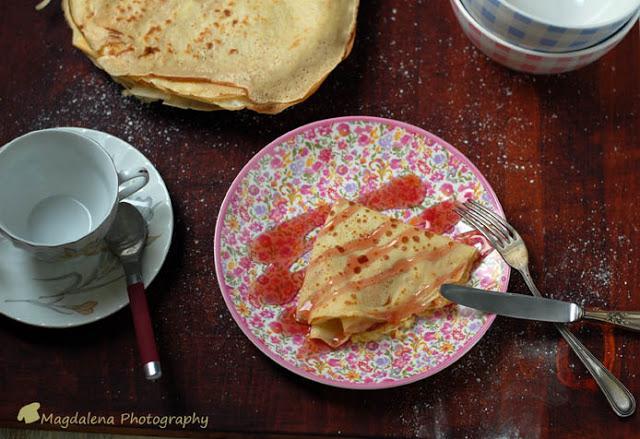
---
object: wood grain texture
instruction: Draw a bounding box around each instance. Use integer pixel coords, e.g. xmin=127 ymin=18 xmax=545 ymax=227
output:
xmin=2 ymin=428 xmax=160 ymax=439
xmin=0 ymin=1 xmax=639 ymax=438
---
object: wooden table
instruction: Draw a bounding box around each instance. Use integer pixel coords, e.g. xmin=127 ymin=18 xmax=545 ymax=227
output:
xmin=1 ymin=2 xmax=639 ymax=438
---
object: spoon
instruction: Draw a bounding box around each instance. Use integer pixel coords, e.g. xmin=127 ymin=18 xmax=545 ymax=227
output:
xmin=105 ymin=202 xmax=161 ymax=380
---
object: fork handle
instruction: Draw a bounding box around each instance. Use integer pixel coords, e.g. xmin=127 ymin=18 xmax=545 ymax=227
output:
xmin=584 ymin=310 xmax=640 ymax=332
xmin=553 ymin=323 xmax=635 ymax=417
xmin=520 ymin=268 xmax=635 ymax=417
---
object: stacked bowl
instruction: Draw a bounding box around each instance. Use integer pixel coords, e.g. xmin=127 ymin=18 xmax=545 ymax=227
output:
xmin=451 ymin=0 xmax=640 ymax=73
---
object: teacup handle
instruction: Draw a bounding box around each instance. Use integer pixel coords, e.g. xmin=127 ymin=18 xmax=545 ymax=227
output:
xmin=117 ymin=167 xmax=150 ymax=200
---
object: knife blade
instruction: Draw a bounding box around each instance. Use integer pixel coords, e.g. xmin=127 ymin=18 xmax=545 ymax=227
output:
xmin=440 ymin=284 xmax=584 ymax=323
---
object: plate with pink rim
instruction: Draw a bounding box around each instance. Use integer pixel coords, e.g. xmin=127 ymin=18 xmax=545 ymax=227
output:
xmin=214 ymin=116 xmax=510 ymax=389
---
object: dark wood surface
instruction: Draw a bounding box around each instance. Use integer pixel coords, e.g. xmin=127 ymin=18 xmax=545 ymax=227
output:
xmin=1 ymin=2 xmax=639 ymax=438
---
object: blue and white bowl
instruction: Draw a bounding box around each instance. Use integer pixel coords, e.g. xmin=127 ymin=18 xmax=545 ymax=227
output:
xmin=461 ymin=0 xmax=640 ymax=52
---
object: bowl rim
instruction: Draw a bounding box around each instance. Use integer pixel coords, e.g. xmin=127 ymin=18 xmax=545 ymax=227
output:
xmin=453 ymin=0 xmax=639 ymax=58
xmin=500 ymin=0 xmax=640 ymax=30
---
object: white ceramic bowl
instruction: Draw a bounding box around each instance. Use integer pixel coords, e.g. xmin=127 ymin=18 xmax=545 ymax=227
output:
xmin=462 ymin=0 xmax=640 ymax=52
xmin=452 ymin=0 xmax=640 ymax=74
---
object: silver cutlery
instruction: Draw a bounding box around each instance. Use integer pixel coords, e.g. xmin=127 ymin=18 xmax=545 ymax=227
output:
xmin=455 ymin=199 xmax=635 ymax=417
xmin=105 ymin=202 xmax=162 ymax=381
xmin=441 ymin=284 xmax=640 ymax=330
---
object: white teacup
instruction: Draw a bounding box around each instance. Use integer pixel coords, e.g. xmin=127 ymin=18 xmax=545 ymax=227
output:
xmin=0 ymin=129 xmax=149 ymax=261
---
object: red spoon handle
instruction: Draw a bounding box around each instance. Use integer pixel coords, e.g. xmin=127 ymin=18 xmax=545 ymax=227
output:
xmin=127 ymin=282 xmax=160 ymax=370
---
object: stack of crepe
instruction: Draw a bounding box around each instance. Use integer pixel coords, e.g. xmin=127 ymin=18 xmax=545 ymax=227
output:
xmin=62 ymin=0 xmax=359 ymax=114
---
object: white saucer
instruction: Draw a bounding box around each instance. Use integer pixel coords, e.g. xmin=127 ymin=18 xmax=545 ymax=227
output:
xmin=0 ymin=128 xmax=173 ymax=328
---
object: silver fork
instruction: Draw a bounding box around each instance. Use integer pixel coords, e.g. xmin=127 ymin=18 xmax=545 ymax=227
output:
xmin=455 ymin=199 xmax=635 ymax=417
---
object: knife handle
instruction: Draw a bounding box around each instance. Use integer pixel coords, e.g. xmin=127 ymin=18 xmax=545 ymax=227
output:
xmin=583 ymin=310 xmax=640 ymax=332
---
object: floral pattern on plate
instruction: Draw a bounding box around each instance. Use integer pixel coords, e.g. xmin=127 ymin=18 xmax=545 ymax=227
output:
xmin=215 ymin=116 xmax=509 ymax=388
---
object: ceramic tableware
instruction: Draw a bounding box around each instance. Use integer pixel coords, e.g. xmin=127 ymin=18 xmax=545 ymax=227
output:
xmin=462 ymin=0 xmax=639 ymax=52
xmin=0 ymin=129 xmax=149 ymax=262
xmin=215 ymin=116 xmax=510 ymax=389
xmin=452 ymin=0 xmax=640 ymax=74
xmin=0 ymin=128 xmax=173 ymax=328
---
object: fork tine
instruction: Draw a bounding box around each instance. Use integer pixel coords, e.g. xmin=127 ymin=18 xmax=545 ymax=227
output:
xmin=454 ymin=206 xmax=503 ymax=242
xmin=467 ymin=200 xmax=510 ymax=230
xmin=468 ymin=200 xmax=518 ymax=237
xmin=456 ymin=205 xmax=509 ymax=243
xmin=460 ymin=204 xmax=511 ymax=241
xmin=454 ymin=209 xmax=503 ymax=250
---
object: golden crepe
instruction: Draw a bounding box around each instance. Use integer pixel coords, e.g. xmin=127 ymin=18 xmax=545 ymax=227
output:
xmin=62 ymin=0 xmax=359 ymax=113
xmin=296 ymin=199 xmax=479 ymax=347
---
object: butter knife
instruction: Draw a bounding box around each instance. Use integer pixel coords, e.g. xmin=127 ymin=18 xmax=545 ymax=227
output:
xmin=441 ymin=284 xmax=640 ymax=331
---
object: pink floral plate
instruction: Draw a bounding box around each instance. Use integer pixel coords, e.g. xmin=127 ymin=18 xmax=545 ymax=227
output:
xmin=214 ymin=116 xmax=510 ymax=389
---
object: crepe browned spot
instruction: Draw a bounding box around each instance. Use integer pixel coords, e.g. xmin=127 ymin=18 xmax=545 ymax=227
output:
xmin=63 ymin=0 xmax=359 ymax=113
xmin=296 ymin=199 xmax=479 ymax=348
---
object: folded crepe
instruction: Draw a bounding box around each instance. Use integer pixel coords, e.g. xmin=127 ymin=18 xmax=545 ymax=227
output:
xmin=296 ymin=199 xmax=479 ymax=347
xmin=62 ymin=0 xmax=359 ymax=113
